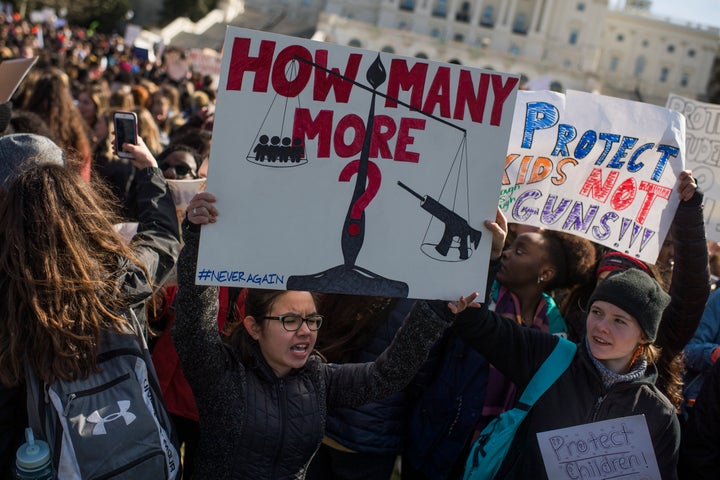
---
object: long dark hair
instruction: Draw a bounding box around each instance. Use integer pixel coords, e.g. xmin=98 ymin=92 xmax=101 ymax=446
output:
xmin=314 ymin=295 xmax=396 ymax=363
xmin=0 ymin=164 xmax=148 ymax=386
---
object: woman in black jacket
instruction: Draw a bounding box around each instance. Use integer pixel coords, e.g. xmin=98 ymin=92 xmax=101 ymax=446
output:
xmin=439 ymin=209 xmax=680 ymax=480
xmin=173 ymin=191 xmax=451 ymax=480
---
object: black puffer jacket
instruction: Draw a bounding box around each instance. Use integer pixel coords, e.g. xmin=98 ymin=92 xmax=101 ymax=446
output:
xmin=447 ymin=302 xmax=680 ymax=480
xmin=656 ymin=189 xmax=709 ymax=359
xmin=172 ymin=224 xmax=450 ymax=480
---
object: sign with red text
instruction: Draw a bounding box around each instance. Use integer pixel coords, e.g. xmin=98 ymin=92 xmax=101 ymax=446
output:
xmin=196 ymin=26 xmax=519 ymax=299
xmin=666 ymin=93 xmax=720 ymax=242
xmin=501 ymin=90 xmax=685 ymax=264
xmin=537 ymin=415 xmax=661 ymax=480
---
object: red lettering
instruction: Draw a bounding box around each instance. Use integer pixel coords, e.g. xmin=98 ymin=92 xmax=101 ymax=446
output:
xmin=579 ymin=168 xmax=620 ymax=201
xmin=490 ymin=75 xmax=519 ymax=126
xmin=292 ymin=108 xmax=333 ymax=158
xmin=370 ymin=115 xmax=396 ymax=159
xmin=227 ymin=38 xmax=275 ymax=92
xmin=385 ymin=59 xmax=428 ymax=110
xmin=453 ymin=70 xmax=489 ymax=123
xmin=636 ymin=181 xmax=671 ymax=225
xmin=334 ymin=114 xmax=365 ymax=158
xmin=271 ymin=45 xmax=313 ymax=97
xmin=422 ymin=66 xmax=452 ymax=118
xmin=313 ymin=51 xmax=362 ymax=103
xmin=394 ymin=117 xmax=426 ymax=163
xmin=610 ymin=177 xmax=636 ymax=211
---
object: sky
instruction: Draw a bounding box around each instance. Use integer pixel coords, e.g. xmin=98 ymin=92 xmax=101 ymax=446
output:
xmin=610 ymin=0 xmax=720 ymax=29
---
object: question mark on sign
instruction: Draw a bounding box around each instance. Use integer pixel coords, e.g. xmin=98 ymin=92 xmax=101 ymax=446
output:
xmin=339 ymin=159 xmax=382 ymax=236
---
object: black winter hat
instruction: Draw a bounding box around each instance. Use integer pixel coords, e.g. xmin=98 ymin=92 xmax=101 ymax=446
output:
xmin=587 ymin=268 xmax=670 ymax=342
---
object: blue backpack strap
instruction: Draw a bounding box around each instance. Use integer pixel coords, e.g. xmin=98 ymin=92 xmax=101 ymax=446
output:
xmin=543 ymin=292 xmax=567 ymax=336
xmin=517 ymin=337 xmax=576 ymax=409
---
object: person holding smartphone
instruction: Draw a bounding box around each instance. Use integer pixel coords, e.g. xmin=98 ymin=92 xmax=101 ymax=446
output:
xmin=114 ymin=110 xmax=138 ymax=158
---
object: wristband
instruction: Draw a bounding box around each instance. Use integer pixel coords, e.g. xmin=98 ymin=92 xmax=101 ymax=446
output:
xmin=711 ymin=345 xmax=720 ymax=363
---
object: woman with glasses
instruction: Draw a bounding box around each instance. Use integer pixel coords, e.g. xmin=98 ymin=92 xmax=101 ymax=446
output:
xmin=172 ymin=191 xmax=452 ymax=480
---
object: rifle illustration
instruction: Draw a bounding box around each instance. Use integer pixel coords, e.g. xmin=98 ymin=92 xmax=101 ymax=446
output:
xmin=398 ymin=181 xmax=482 ymax=260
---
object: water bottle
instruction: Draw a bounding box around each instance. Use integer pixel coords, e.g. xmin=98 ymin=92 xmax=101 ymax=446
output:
xmin=14 ymin=428 xmax=53 ymax=480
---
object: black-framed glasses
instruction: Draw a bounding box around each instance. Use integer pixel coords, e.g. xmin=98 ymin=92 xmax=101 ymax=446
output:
xmin=158 ymin=162 xmax=197 ymax=178
xmin=263 ymin=314 xmax=324 ymax=332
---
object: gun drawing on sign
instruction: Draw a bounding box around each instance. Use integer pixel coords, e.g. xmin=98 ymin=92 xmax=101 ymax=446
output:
xmin=398 ymin=181 xmax=482 ymax=260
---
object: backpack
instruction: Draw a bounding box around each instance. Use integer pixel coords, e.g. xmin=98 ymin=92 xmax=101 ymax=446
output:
xmin=463 ymin=337 xmax=576 ymax=480
xmin=25 ymin=309 xmax=181 ymax=480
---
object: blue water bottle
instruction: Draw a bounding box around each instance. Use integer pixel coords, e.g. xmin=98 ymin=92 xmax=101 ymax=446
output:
xmin=14 ymin=428 xmax=53 ymax=480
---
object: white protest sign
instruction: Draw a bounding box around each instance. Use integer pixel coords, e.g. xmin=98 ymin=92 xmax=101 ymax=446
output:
xmin=666 ymin=93 xmax=720 ymax=242
xmin=124 ymin=23 xmax=142 ymax=49
xmin=501 ymin=90 xmax=685 ymax=264
xmin=537 ymin=415 xmax=661 ymax=480
xmin=197 ymin=26 xmax=519 ymax=300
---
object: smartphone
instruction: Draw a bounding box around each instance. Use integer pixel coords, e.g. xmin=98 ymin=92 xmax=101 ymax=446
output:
xmin=113 ymin=111 xmax=137 ymax=159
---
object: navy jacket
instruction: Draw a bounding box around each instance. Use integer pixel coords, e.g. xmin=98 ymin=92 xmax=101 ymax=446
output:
xmin=324 ymin=298 xmax=416 ymax=454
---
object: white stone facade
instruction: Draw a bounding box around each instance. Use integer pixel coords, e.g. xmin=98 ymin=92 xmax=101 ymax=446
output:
xmin=317 ymin=0 xmax=720 ymax=105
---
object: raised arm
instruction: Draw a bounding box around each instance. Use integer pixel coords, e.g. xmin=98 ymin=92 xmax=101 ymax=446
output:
xmin=171 ymin=192 xmax=230 ymax=389
xmin=657 ymin=170 xmax=710 ymax=358
xmin=121 ymin=136 xmax=180 ymax=302
xmin=323 ymin=301 xmax=451 ymax=408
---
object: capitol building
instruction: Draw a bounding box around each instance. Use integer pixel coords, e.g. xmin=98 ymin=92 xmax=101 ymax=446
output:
xmin=303 ymin=0 xmax=720 ymax=106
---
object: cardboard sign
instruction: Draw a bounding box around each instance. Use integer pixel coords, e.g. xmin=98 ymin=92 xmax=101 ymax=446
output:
xmin=537 ymin=415 xmax=661 ymax=480
xmin=196 ymin=26 xmax=519 ymax=300
xmin=666 ymin=93 xmax=720 ymax=241
xmin=502 ymin=90 xmax=685 ymax=264
xmin=0 ymin=57 xmax=37 ymax=103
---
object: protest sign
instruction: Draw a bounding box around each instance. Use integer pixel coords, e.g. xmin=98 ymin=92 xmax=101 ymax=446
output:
xmin=502 ymin=90 xmax=685 ymax=264
xmin=196 ymin=26 xmax=519 ymax=299
xmin=188 ymin=48 xmax=221 ymax=90
xmin=188 ymin=48 xmax=222 ymax=77
xmin=666 ymin=93 xmax=720 ymax=241
xmin=537 ymin=415 xmax=661 ymax=480
xmin=0 ymin=56 xmax=37 ymax=103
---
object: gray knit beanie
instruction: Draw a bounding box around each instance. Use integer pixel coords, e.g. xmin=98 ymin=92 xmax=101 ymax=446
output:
xmin=587 ymin=268 xmax=670 ymax=342
xmin=0 ymin=133 xmax=65 ymax=190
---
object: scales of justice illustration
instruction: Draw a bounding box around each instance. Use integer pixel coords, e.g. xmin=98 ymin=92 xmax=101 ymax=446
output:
xmin=247 ymin=53 xmax=483 ymax=297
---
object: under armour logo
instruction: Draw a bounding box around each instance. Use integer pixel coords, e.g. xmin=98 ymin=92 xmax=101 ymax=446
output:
xmin=87 ymin=400 xmax=137 ymax=435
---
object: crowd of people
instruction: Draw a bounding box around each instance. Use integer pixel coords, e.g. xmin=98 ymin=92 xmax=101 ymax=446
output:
xmin=1 ymin=10 xmax=720 ymax=480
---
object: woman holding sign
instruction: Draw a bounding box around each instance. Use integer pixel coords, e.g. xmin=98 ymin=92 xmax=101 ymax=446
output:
xmin=434 ymin=209 xmax=680 ymax=480
xmin=173 ymin=192 xmax=452 ymax=480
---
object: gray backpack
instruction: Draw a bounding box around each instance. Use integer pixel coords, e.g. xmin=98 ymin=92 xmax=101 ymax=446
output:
xmin=25 ymin=310 xmax=180 ymax=479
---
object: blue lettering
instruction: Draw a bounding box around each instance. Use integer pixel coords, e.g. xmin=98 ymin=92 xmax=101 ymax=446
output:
xmin=607 ymin=136 xmax=638 ymax=169
xmin=522 ymin=102 xmax=559 ymax=149
xmin=551 ymin=124 xmax=577 ymax=157
xmin=594 ymin=133 xmax=621 ymax=166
